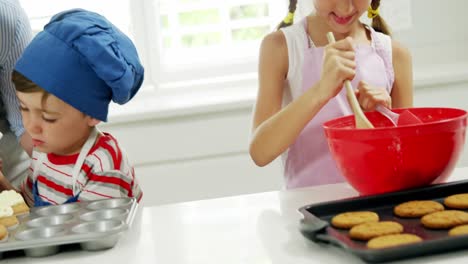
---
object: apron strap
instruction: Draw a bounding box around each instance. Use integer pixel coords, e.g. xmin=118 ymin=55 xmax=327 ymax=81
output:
xmin=71 ymin=127 xmax=99 ymax=195
xmin=365 ymin=25 xmax=395 ymax=91
xmin=301 ymin=17 xmax=315 ymax=48
xmin=33 ymin=127 xmax=100 ymax=197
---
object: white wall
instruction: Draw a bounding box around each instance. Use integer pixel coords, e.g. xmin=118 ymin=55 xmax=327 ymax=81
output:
xmin=414 ymin=82 xmax=468 ymax=168
xmin=102 ymin=108 xmax=283 ymax=206
xmin=101 ymin=0 xmax=468 ymax=207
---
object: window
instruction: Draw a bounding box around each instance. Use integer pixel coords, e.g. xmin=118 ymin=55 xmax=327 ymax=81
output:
xmin=19 ymin=0 xmax=132 ymax=37
xmin=154 ymin=0 xmax=285 ymax=84
xmin=19 ymin=0 xmax=288 ymax=92
xmin=149 ymin=0 xmax=288 ymax=88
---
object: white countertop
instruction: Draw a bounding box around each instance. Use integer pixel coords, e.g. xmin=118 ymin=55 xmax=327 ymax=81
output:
xmin=4 ymin=167 xmax=468 ymax=264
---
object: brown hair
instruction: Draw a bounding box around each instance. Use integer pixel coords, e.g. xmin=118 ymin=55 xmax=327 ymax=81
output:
xmin=370 ymin=0 xmax=392 ymax=36
xmin=12 ymin=70 xmax=43 ymax=93
xmin=276 ymin=0 xmax=298 ymax=30
xmin=12 ymin=70 xmax=50 ymax=104
xmin=12 ymin=71 xmax=89 ymax=119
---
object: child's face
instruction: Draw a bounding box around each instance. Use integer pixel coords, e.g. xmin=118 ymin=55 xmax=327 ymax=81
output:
xmin=17 ymin=91 xmax=96 ymax=155
xmin=313 ymin=0 xmax=371 ymax=33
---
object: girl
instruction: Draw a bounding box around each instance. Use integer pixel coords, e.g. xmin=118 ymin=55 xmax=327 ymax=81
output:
xmin=249 ymin=0 xmax=413 ymax=188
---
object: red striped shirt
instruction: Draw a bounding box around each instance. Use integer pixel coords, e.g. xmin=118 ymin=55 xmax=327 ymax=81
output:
xmin=21 ymin=133 xmax=143 ymax=205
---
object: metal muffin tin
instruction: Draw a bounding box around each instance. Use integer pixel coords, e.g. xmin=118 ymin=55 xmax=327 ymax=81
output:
xmin=0 ymin=197 xmax=138 ymax=258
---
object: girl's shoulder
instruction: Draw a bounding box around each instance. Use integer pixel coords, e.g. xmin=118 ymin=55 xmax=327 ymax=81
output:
xmin=279 ymin=22 xmax=308 ymax=45
xmin=391 ymin=39 xmax=412 ymax=63
xmin=261 ymin=22 xmax=306 ymax=50
xmin=259 ymin=30 xmax=288 ymax=72
xmin=261 ymin=30 xmax=287 ymax=54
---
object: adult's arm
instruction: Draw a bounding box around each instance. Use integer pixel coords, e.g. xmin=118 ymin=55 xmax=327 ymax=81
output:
xmin=0 ymin=1 xmax=33 ymax=156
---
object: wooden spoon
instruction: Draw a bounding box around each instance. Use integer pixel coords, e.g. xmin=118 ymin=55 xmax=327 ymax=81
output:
xmin=326 ymin=32 xmax=374 ymax=129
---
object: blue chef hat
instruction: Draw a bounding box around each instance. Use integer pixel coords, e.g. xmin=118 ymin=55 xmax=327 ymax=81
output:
xmin=14 ymin=9 xmax=144 ymax=121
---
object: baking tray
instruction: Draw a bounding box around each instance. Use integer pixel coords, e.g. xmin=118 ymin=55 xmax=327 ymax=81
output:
xmin=0 ymin=197 xmax=138 ymax=258
xmin=298 ymin=179 xmax=468 ymax=263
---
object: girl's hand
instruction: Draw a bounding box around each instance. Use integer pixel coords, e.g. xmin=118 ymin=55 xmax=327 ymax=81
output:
xmin=317 ymin=37 xmax=356 ymax=100
xmin=355 ymin=81 xmax=392 ymax=111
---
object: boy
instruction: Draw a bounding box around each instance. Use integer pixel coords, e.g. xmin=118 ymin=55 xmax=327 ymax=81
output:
xmin=11 ymin=9 xmax=143 ymax=206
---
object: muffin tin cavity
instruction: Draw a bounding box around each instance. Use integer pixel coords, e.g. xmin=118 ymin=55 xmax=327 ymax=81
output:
xmin=15 ymin=226 xmax=66 ymax=241
xmin=0 ymin=197 xmax=138 ymax=258
xmin=35 ymin=203 xmax=81 ymax=216
xmin=26 ymin=214 xmax=74 ymax=228
xmin=72 ymin=220 xmax=124 ymax=234
xmin=80 ymin=209 xmax=128 ymax=222
xmin=87 ymin=198 xmax=133 ymax=210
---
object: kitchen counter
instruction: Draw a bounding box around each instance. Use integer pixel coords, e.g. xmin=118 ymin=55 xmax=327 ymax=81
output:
xmin=4 ymin=167 xmax=468 ymax=264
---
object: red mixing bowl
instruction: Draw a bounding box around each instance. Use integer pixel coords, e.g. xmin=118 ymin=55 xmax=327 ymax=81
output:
xmin=323 ymin=107 xmax=467 ymax=195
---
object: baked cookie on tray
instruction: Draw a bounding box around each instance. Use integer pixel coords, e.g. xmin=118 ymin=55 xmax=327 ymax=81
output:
xmin=421 ymin=210 xmax=468 ymax=229
xmin=394 ymin=200 xmax=444 ymax=218
xmin=367 ymin=233 xmax=422 ymax=249
xmin=444 ymin=193 xmax=468 ymax=209
xmin=349 ymin=221 xmax=403 ymax=241
xmin=331 ymin=211 xmax=379 ymax=229
xmin=449 ymin=224 xmax=468 ymax=236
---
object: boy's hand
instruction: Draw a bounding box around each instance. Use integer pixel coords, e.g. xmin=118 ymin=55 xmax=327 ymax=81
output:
xmin=355 ymin=81 xmax=392 ymax=111
xmin=0 ymin=170 xmax=16 ymax=192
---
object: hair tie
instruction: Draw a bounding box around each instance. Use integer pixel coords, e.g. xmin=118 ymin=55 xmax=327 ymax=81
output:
xmin=283 ymin=12 xmax=294 ymax=24
xmin=367 ymin=6 xmax=379 ymax=19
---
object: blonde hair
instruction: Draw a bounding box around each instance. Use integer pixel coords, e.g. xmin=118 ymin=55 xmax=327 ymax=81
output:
xmin=370 ymin=0 xmax=392 ymax=36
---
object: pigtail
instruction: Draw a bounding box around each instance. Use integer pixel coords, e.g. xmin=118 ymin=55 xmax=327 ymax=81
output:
xmin=370 ymin=0 xmax=392 ymax=36
xmin=276 ymin=0 xmax=298 ymax=30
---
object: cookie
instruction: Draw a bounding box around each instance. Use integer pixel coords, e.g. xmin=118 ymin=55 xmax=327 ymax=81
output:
xmin=12 ymin=202 xmax=29 ymax=215
xmin=0 ymin=206 xmax=18 ymax=228
xmin=331 ymin=211 xmax=379 ymax=229
xmin=421 ymin=210 xmax=468 ymax=229
xmin=0 ymin=215 xmax=18 ymax=228
xmin=0 ymin=224 xmax=7 ymax=241
xmin=367 ymin=233 xmax=422 ymax=249
xmin=394 ymin=200 xmax=444 ymax=218
xmin=349 ymin=221 xmax=403 ymax=241
xmin=448 ymin=224 xmax=468 ymax=236
xmin=444 ymin=193 xmax=468 ymax=209
xmin=0 ymin=190 xmax=29 ymax=216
